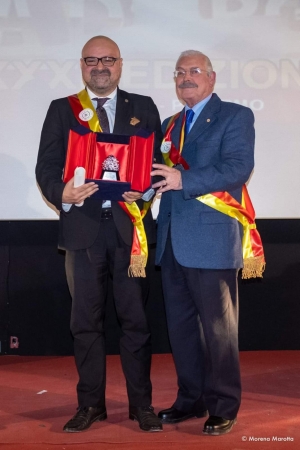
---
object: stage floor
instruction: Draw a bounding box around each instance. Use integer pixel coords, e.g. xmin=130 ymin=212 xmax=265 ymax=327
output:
xmin=0 ymin=351 xmax=299 ymax=450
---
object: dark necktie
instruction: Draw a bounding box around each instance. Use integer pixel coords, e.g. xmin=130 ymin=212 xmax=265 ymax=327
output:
xmin=184 ymin=108 xmax=195 ymax=139
xmin=93 ymin=97 xmax=110 ymax=133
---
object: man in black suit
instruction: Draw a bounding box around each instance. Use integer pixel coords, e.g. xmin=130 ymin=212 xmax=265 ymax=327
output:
xmin=36 ymin=35 xmax=163 ymax=433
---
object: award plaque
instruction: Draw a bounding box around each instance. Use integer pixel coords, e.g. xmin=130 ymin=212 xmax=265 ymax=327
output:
xmin=101 ymin=155 xmax=120 ymax=181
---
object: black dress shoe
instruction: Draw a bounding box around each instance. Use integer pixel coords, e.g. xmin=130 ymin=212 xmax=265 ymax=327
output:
xmin=129 ymin=406 xmax=163 ymax=432
xmin=63 ymin=406 xmax=107 ymax=432
xmin=158 ymin=406 xmax=208 ymax=424
xmin=203 ymin=415 xmax=237 ymax=435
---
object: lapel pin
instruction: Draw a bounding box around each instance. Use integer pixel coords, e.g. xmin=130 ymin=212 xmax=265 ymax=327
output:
xmin=125 ymin=99 xmax=129 ymax=102
xmin=207 ymin=118 xmax=211 ymax=122
xmin=130 ymin=117 xmax=140 ymax=126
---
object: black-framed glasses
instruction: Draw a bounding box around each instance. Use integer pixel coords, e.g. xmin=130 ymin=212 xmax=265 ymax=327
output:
xmin=174 ymin=68 xmax=211 ymax=78
xmin=83 ymin=56 xmax=121 ymax=67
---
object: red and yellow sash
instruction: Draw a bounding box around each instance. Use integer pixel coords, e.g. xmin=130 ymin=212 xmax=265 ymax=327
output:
xmin=68 ymin=89 xmax=150 ymax=277
xmin=161 ymin=113 xmax=265 ymax=279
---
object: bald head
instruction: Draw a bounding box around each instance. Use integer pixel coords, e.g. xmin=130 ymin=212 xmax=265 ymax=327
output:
xmin=81 ymin=36 xmax=121 ymax=58
xmin=80 ymin=35 xmax=123 ymax=96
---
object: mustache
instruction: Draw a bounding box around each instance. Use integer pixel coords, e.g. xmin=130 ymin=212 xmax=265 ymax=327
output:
xmin=90 ymin=68 xmax=111 ymax=76
xmin=178 ymin=81 xmax=198 ymax=88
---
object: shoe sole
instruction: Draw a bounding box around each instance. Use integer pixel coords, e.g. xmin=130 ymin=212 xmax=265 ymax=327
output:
xmin=202 ymin=418 xmax=237 ymax=436
xmin=63 ymin=411 xmax=108 ymax=433
xmin=129 ymin=413 xmax=163 ymax=432
xmin=160 ymin=410 xmax=208 ymax=424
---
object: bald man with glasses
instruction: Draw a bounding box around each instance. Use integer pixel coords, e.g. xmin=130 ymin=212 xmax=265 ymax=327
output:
xmin=36 ymin=36 xmax=163 ymax=433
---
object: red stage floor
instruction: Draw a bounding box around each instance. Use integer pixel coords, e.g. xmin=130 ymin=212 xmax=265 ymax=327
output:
xmin=0 ymin=351 xmax=299 ymax=450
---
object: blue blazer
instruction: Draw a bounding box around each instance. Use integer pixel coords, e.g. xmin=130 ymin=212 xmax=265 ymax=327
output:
xmin=156 ymin=93 xmax=255 ymax=269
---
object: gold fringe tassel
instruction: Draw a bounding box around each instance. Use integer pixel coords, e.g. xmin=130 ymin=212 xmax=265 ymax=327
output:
xmin=128 ymin=255 xmax=147 ymax=278
xmin=241 ymin=255 xmax=266 ymax=279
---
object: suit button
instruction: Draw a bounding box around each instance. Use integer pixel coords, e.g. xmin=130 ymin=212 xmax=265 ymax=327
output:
xmin=168 ymin=213 xmax=171 ymax=217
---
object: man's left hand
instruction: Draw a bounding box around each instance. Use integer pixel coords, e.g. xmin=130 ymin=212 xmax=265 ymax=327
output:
xmin=122 ymin=191 xmax=143 ymax=204
xmin=151 ymin=163 xmax=182 ymax=192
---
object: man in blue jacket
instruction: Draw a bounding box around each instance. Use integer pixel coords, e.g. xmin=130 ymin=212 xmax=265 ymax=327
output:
xmin=151 ymin=50 xmax=255 ymax=435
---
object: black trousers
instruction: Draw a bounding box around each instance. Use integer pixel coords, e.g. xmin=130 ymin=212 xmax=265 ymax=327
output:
xmin=65 ymin=216 xmax=152 ymax=408
xmin=161 ymin=234 xmax=241 ymax=420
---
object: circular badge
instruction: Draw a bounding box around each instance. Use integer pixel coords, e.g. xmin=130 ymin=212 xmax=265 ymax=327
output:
xmin=161 ymin=141 xmax=172 ymax=153
xmin=79 ymin=108 xmax=94 ymax=121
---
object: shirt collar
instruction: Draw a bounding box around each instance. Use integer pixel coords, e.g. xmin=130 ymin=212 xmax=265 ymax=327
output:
xmin=185 ymin=93 xmax=212 ymax=114
xmin=86 ymin=86 xmax=118 ymax=101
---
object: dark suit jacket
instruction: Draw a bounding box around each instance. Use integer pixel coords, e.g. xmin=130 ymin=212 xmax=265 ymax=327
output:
xmin=36 ymin=88 xmax=163 ymax=250
xmin=156 ymin=93 xmax=255 ymax=269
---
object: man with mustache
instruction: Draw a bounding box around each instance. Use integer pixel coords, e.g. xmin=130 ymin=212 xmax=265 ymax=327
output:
xmin=36 ymin=36 xmax=163 ymax=433
xmin=151 ymin=50 xmax=255 ymax=435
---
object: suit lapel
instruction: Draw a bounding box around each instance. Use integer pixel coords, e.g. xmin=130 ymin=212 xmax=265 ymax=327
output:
xmin=172 ymin=109 xmax=185 ymax=148
xmin=113 ymin=88 xmax=133 ymax=134
xmin=183 ymin=93 xmax=221 ymax=146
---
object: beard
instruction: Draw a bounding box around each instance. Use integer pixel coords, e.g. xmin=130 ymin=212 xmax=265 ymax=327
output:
xmin=86 ymin=68 xmax=115 ymax=94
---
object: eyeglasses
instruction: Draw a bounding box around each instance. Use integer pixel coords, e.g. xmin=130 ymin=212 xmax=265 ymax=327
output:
xmin=83 ymin=56 xmax=121 ymax=67
xmin=173 ymin=68 xmax=211 ymax=78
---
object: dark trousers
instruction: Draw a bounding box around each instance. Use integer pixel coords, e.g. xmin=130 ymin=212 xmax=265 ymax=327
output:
xmin=161 ymin=234 xmax=241 ymax=419
xmin=65 ymin=216 xmax=152 ymax=408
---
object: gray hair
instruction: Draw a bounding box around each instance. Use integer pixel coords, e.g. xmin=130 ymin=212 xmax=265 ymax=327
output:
xmin=176 ymin=50 xmax=213 ymax=72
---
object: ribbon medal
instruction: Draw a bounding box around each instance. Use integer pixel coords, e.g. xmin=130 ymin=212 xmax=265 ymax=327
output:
xmin=79 ymin=108 xmax=94 ymax=121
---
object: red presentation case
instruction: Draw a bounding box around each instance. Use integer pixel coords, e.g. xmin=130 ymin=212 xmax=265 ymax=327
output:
xmin=63 ymin=125 xmax=155 ymax=198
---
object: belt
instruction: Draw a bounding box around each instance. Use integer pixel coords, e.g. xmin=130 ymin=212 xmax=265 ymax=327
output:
xmin=101 ymin=208 xmax=113 ymax=219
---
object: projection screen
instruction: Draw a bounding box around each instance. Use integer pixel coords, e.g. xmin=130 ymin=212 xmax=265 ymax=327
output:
xmin=0 ymin=0 xmax=299 ymax=219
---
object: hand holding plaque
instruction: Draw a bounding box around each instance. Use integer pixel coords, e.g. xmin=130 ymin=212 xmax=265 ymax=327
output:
xmin=87 ymin=154 xmax=131 ymax=201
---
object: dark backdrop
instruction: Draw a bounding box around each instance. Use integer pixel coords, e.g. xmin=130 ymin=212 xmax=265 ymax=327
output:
xmin=0 ymin=219 xmax=299 ymax=356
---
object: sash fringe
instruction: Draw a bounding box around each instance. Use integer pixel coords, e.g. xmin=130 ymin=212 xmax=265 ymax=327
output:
xmin=128 ymin=255 xmax=147 ymax=278
xmin=242 ymin=256 xmax=266 ymax=279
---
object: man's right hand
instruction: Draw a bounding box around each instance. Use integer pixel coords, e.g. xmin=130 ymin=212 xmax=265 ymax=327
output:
xmin=62 ymin=177 xmax=99 ymax=204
